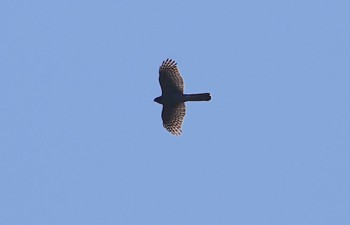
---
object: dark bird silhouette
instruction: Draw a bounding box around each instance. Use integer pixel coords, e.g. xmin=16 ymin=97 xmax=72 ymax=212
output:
xmin=154 ymin=59 xmax=211 ymax=135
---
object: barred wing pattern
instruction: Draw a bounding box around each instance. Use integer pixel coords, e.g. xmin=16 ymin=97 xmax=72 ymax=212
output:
xmin=161 ymin=103 xmax=186 ymax=136
xmin=159 ymin=59 xmax=184 ymax=95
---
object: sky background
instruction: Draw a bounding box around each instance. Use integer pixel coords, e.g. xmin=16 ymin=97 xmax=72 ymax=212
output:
xmin=1 ymin=0 xmax=350 ymax=224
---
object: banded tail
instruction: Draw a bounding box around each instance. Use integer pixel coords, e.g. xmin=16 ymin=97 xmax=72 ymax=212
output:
xmin=184 ymin=93 xmax=211 ymax=102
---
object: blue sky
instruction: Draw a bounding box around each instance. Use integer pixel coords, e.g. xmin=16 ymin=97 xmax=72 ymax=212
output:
xmin=1 ymin=0 xmax=349 ymax=224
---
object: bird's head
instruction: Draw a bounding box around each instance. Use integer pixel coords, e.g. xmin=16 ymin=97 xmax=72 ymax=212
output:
xmin=154 ymin=96 xmax=163 ymax=104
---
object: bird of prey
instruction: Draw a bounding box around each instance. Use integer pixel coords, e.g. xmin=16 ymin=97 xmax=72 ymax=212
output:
xmin=154 ymin=58 xmax=211 ymax=135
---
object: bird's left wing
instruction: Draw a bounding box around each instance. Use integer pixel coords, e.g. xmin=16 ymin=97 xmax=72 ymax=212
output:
xmin=159 ymin=59 xmax=184 ymax=95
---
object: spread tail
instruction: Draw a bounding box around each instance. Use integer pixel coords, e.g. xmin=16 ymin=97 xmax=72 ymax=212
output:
xmin=184 ymin=93 xmax=211 ymax=102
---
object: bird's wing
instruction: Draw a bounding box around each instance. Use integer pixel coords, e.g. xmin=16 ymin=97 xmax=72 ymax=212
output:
xmin=161 ymin=103 xmax=186 ymax=135
xmin=159 ymin=59 xmax=184 ymax=95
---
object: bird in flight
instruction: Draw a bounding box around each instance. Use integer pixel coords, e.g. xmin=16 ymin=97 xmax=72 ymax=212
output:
xmin=154 ymin=59 xmax=211 ymax=135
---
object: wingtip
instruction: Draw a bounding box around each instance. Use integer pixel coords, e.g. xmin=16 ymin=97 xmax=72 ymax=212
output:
xmin=161 ymin=58 xmax=177 ymax=67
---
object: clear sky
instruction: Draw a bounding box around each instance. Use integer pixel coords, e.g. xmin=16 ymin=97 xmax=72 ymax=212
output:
xmin=1 ymin=0 xmax=349 ymax=224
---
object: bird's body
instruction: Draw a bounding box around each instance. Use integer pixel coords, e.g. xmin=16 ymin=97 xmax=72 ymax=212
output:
xmin=154 ymin=94 xmax=185 ymax=105
xmin=154 ymin=59 xmax=211 ymax=135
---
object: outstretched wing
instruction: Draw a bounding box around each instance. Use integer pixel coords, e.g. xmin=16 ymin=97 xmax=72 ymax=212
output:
xmin=159 ymin=59 xmax=184 ymax=95
xmin=161 ymin=103 xmax=186 ymax=135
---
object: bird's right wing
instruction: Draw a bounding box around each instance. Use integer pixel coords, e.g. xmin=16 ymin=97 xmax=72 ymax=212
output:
xmin=161 ymin=103 xmax=186 ymax=135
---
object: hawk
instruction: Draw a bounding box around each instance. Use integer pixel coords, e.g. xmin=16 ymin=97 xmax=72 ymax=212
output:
xmin=154 ymin=59 xmax=211 ymax=135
